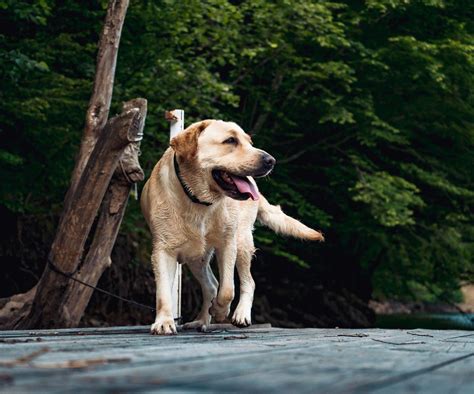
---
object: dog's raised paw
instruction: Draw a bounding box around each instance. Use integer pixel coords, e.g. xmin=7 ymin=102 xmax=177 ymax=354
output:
xmin=209 ymin=300 xmax=231 ymax=323
xmin=150 ymin=317 xmax=177 ymax=335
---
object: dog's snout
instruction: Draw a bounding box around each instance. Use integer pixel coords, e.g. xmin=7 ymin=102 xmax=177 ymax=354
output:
xmin=262 ymin=153 xmax=276 ymax=168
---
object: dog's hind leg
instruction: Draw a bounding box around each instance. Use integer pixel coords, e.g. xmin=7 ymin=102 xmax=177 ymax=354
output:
xmin=232 ymin=234 xmax=255 ymax=327
xmin=183 ymin=251 xmax=218 ymax=331
xmin=150 ymin=248 xmax=178 ymax=335
xmin=210 ymin=240 xmax=237 ymax=323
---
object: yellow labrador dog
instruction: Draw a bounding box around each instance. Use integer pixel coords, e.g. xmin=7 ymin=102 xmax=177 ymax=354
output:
xmin=141 ymin=120 xmax=323 ymax=335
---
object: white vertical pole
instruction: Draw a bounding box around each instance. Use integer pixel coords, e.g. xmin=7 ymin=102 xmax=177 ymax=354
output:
xmin=169 ymin=109 xmax=184 ymax=321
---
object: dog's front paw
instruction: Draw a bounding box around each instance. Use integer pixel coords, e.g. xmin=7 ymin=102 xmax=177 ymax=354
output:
xmin=151 ymin=316 xmax=177 ymax=335
xmin=232 ymin=304 xmax=252 ymax=327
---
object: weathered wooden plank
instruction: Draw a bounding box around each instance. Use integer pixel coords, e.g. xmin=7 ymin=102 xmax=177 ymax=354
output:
xmin=0 ymin=323 xmax=271 ymax=338
xmin=347 ymin=352 xmax=474 ymax=394
xmin=1 ymin=327 xmax=473 ymax=393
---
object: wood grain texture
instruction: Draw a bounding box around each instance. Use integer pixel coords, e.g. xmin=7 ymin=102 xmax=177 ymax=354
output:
xmin=0 ymin=326 xmax=473 ymax=393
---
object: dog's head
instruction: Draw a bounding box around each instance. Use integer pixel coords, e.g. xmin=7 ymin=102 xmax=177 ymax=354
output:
xmin=171 ymin=120 xmax=275 ymax=201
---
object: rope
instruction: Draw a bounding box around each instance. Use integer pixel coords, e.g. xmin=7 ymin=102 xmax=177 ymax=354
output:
xmin=47 ymin=259 xmax=181 ymax=322
xmin=118 ymin=158 xmax=134 ymax=184
xmin=118 ymin=145 xmax=141 ymax=200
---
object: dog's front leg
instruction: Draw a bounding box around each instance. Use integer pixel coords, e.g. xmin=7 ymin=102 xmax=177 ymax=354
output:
xmin=232 ymin=245 xmax=255 ymax=327
xmin=210 ymin=240 xmax=237 ymax=322
xmin=151 ymin=248 xmax=178 ymax=335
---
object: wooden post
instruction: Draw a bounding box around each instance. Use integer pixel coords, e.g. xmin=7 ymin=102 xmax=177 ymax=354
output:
xmin=166 ymin=109 xmax=184 ymax=321
xmin=16 ymin=108 xmax=143 ymax=329
xmin=58 ymin=99 xmax=146 ymax=327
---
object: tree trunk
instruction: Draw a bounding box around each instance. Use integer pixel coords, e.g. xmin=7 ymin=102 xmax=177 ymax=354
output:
xmin=61 ymin=99 xmax=146 ymax=327
xmin=15 ymin=107 xmax=143 ymax=329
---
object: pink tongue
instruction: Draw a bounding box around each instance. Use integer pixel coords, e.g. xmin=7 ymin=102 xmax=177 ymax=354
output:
xmin=230 ymin=175 xmax=259 ymax=201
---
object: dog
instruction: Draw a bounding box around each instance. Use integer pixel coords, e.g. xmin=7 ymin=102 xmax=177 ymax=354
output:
xmin=141 ymin=119 xmax=324 ymax=335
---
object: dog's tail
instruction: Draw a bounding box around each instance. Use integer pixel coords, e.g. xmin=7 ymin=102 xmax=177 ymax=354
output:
xmin=257 ymin=194 xmax=324 ymax=241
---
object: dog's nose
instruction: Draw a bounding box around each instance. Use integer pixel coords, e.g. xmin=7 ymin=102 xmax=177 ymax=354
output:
xmin=262 ymin=153 xmax=276 ymax=168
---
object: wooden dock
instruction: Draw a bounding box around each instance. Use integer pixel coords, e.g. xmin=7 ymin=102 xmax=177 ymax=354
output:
xmin=1 ymin=325 xmax=473 ymax=393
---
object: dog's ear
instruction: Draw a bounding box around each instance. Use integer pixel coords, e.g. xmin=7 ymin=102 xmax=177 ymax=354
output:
xmin=170 ymin=120 xmax=212 ymax=160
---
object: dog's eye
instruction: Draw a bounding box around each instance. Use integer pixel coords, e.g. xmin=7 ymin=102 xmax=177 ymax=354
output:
xmin=223 ymin=137 xmax=237 ymax=145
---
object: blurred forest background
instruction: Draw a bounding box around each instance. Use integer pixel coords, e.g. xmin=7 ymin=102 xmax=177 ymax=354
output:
xmin=1 ymin=0 xmax=473 ymax=328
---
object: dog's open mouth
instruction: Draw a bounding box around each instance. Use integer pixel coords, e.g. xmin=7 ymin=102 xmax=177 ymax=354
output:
xmin=212 ymin=170 xmax=259 ymax=201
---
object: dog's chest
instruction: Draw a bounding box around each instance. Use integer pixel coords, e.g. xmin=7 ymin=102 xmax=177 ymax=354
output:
xmin=175 ymin=213 xmax=213 ymax=261
xmin=177 ymin=208 xmax=234 ymax=262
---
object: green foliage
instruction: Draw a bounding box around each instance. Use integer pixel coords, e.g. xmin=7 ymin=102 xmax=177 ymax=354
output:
xmin=1 ymin=0 xmax=473 ymax=302
xmin=351 ymin=171 xmax=424 ymax=227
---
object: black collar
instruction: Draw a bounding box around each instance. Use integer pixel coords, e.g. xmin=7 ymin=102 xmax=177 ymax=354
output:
xmin=173 ymin=154 xmax=212 ymax=206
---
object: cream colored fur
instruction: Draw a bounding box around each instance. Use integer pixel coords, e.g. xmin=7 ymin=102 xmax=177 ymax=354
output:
xmin=141 ymin=120 xmax=323 ymax=335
